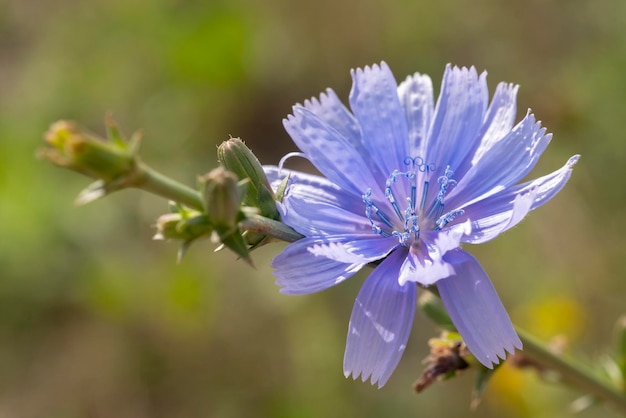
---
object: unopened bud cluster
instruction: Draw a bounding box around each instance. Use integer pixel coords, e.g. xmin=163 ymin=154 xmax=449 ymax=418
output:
xmin=41 ymin=118 xmax=288 ymax=263
xmin=40 ymin=119 xmax=137 ymax=182
xmin=155 ymin=139 xmax=284 ymax=262
xmin=39 ymin=118 xmax=143 ymax=205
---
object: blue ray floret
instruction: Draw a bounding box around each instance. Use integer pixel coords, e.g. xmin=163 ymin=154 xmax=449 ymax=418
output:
xmin=264 ymin=62 xmax=579 ymax=387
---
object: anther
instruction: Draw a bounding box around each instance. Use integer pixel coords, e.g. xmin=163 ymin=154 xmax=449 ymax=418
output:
xmin=420 ymin=181 xmax=429 ymax=212
xmin=385 ymin=171 xmax=405 ymax=222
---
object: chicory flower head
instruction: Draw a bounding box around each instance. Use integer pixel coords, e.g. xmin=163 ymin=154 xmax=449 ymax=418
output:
xmin=264 ymin=62 xmax=578 ymax=387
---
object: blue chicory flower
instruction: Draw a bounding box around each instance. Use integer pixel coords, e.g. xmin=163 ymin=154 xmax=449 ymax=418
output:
xmin=264 ymin=62 xmax=578 ymax=387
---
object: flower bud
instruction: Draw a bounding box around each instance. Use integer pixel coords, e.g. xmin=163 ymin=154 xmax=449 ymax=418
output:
xmin=40 ymin=120 xmax=136 ymax=182
xmin=217 ymin=138 xmax=278 ymax=219
xmin=198 ymin=167 xmax=242 ymax=230
xmin=198 ymin=167 xmax=252 ymax=263
xmin=153 ymin=212 xmax=212 ymax=241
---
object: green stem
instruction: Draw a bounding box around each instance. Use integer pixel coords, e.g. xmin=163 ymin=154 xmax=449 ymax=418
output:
xmin=517 ymin=328 xmax=626 ymax=414
xmin=133 ymin=162 xmax=204 ymax=211
xmin=425 ymin=288 xmax=626 ymax=413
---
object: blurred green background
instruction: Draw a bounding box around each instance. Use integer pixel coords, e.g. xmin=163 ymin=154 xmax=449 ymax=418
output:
xmin=1 ymin=0 xmax=624 ymax=416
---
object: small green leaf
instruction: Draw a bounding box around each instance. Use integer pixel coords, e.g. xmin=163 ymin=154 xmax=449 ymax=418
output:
xmin=218 ymin=228 xmax=252 ymax=266
xmin=275 ymin=175 xmax=290 ymax=203
xmin=418 ymin=291 xmax=456 ymax=331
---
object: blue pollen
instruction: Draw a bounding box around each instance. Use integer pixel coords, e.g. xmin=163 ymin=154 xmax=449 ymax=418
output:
xmin=363 ymin=164 xmax=460 ymax=246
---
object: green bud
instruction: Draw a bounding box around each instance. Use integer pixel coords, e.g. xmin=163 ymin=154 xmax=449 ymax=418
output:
xmin=198 ymin=167 xmax=242 ymax=230
xmin=198 ymin=167 xmax=252 ymax=263
xmin=153 ymin=209 xmax=214 ymax=263
xmin=154 ymin=213 xmax=186 ymax=241
xmin=153 ymin=212 xmax=212 ymax=242
xmin=217 ymin=138 xmax=279 ymax=219
xmin=39 ymin=120 xmax=136 ymax=182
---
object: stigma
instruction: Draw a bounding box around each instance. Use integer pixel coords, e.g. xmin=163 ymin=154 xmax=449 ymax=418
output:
xmin=362 ymin=158 xmax=464 ymax=247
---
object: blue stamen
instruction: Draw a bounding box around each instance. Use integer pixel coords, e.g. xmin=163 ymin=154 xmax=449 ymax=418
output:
xmin=428 ymin=202 xmax=444 ymax=222
xmin=385 ymin=171 xmax=405 ymax=222
xmin=363 ymin=163 xmax=464 ymax=244
xmin=426 ymin=165 xmax=457 ymax=222
xmin=435 ymin=209 xmax=465 ymax=230
xmin=420 ymin=181 xmax=429 ymax=212
xmin=436 ymin=166 xmax=457 ymax=202
xmin=407 ymin=171 xmax=417 ymax=211
xmin=363 ymin=188 xmax=394 ymax=235
xmin=375 ymin=207 xmax=394 ymax=228
xmin=363 ymin=169 xmax=426 ymax=247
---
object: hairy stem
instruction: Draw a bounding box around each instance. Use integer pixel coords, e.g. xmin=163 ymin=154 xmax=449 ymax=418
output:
xmin=133 ymin=162 xmax=204 ymax=211
xmin=517 ymin=328 xmax=626 ymax=414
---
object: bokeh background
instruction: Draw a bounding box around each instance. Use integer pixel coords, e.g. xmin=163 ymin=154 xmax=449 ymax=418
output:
xmin=1 ymin=0 xmax=625 ymax=417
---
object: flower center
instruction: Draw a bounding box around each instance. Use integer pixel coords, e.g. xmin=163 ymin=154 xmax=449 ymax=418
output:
xmin=362 ymin=157 xmax=464 ymax=247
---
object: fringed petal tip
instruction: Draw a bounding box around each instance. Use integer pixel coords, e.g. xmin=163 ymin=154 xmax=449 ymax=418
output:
xmin=567 ymin=154 xmax=581 ymax=167
xmin=342 ymin=250 xmax=416 ymax=389
xmin=343 ymin=368 xmax=388 ymax=389
xmin=474 ymin=334 xmax=523 ymax=369
xmin=350 ymin=61 xmax=391 ymax=79
xmin=437 ymin=250 xmax=521 ymax=370
xmin=443 ymin=63 xmax=485 ymax=82
xmin=301 ymin=88 xmax=338 ymax=110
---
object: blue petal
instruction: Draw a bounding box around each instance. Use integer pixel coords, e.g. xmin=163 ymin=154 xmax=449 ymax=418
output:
xmin=272 ymin=239 xmax=364 ymax=295
xmin=397 ymin=72 xmax=434 ymax=190
xmin=306 ymin=235 xmax=398 ymax=264
xmin=398 ymin=72 xmax=434 ymax=158
xmin=282 ymin=193 xmax=372 ymax=236
xmin=398 ymin=220 xmax=472 ymax=286
xmin=458 ymin=155 xmax=579 ymax=244
xmin=272 ymin=236 xmax=396 ymax=295
xmin=446 ymin=112 xmax=551 ymax=208
xmin=399 ymin=245 xmax=454 ymax=286
xmin=283 ymin=107 xmax=382 ymax=197
xmin=437 ymin=250 xmax=522 ymax=368
xmin=427 ymin=65 xmax=489 ymax=173
xmin=302 ymin=89 xmax=364 ymax=156
xmin=349 ymin=62 xmax=409 ymax=178
xmin=263 ymin=166 xmax=373 ymax=236
xmin=469 ymin=82 xmax=519 ymax=165
xmin=344 ymin=249 xmax=417 ymax=387
xmin=264 ymin=165 xmax=359 ymax=212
